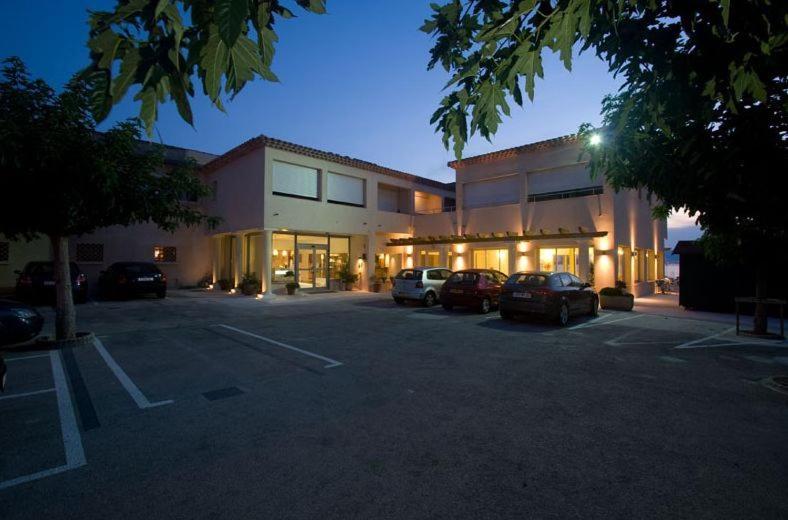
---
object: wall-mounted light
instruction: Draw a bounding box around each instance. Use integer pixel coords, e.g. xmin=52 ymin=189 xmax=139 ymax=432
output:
xmin=272 ymin=249 xmax=279 ymax=256
xmin=454 ymin=244 xmax=465 ymax=254
xmin=405 ymin=245 xmax=413 ymax=255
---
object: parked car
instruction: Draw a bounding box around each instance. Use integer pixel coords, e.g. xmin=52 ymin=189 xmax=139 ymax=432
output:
xmin=99 ymin=262 xmax=167 ymax=299
xmin=15 ymin=261 xmax=88 ymax=304
xmin=392 ymin=267 xmax=453 ymax=307
xmin=439 ymin=269 xmax=508 ymax=314
xmin=499 ymin=271 xmax=598 ymax=326
xmin=0 ymin=299 xmax=44 ymax=346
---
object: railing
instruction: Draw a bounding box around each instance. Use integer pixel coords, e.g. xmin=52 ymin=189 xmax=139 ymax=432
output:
xmin=414 ymin=206 xmax=456 ymax=215
xmin=528 ymin=186 xmax=603 ymax=202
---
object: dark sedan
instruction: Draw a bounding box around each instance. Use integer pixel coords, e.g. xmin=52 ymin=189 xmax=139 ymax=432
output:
xmin=99 ymin=262 xmax=167 ymax=299
xmin=0 ymin=299 xmax=44 ymax=346
xmin=499 ymin=271 xmax=598 ymax=326
xmin=15 ymin=261 xmax=89 ymax=304
xmin=439 ymin=269 xmax=508 ymax=314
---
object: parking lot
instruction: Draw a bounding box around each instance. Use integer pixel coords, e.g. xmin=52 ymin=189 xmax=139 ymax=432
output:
xmin=1 ymin=290 xmax=787 ymax=519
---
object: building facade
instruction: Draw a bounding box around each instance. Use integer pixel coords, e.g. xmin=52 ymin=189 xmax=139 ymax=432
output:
xmin=0 ymin=134 xmax=666 ymax=298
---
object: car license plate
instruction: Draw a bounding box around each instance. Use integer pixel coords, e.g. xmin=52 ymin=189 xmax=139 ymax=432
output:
xmin=43 ymin=280 xmax=55 ymax=286
xmin=138 ymin=277 xmax=154 ymax=282
xmin=513 ymin=291 xmax=531 ymax=299
xmin=450 ymin=289 xmax=463 ymax=294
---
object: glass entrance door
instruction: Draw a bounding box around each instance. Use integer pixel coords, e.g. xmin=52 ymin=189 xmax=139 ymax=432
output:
xmin=297 ymin=244 xmax=328 ymax=289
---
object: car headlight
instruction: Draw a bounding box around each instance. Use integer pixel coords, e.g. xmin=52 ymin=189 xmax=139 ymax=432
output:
xmin=11 ymin=308 xmax=38 ymax=320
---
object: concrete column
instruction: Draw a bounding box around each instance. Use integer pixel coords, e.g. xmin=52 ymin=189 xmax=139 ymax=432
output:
xmin=363 ymin=232 xmax=377 ymax=291
xmin=507 ymin=242 xmax=517 ymax=275
xmin=233 ymin=233 xmax=244 ymax=287
xmin=438 ymin=245 xmax=449 ymax=268
xmin=261 ymin=230 xmax=274 ymax=295
xmin=211 ymin=235 xmax=220 ymax=283
xmin=577 ymin=241 xmax=591 ymax=282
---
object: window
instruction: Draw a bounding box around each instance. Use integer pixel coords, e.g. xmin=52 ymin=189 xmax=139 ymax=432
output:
xmin=528 ymin=186 xmax=603 ymax=203
xmin=441 ymin=269 xmax=453 ymax=279
xmin=414 ymin=191 xmax=443 ymax=214
xmin=539 ymin=248 xmax=578 ymax=275
xmin=272 ymin=161 xmax=320 ymax=200
xmin=75 ymin=243 xmax=104 ymax=263
xmin=559 ymin=273 xmax=574 ymax=287
xmin=154 ymin=246 xmax=177 ymax=263
xmin=472 ymin=248 xmax=509 ymax=274
xmin=396 ymin=269 xmax=422 ymax=280
xmin=569 ymin=274 xmax=583 ymax=286
xmin=509 ymin=273 xmax=548 ymax=286
xmin=419 ymin=250 xmax=441 ymax=267
xmin=426 ymin=270 xmax=443 ymax=280
xmin=0 ymin=241 xmax=8 ymax=263
xmin=329 ymin=236 xmax=350 ymax=280
xmin=463 ymin=175 xmax=520 ymax=208
xmin=327 ymin=172 xmax=365 ymax=207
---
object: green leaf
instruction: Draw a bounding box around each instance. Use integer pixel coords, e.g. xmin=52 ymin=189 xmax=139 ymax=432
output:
xmin=215 ymin=0 xmax=248 ymax=47
xmin=227 ymin=35 xmax=269 ymax=93
xmin=154 ymin=0 xmax=169 ymax=19
xmin=719 ymin=0 xmax=730 ymax=27
xmin=199 ymin=28 xmax=230 ymax=101
xmin=111 ymin=47 xmax=141 ymax=100
xmin=90 ymin=30 xmax=122 ymax=70
xmin=137 ymin=87 xmax=157 ymax=135
xmin=296 ymin=0 xmax=327 ymax=14
xmin=86 ymin=68 xmax=112 ymax=122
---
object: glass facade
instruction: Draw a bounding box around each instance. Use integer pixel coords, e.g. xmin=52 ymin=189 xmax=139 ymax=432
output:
xmin=473 ymin=248 xmax=509 ymax=274
xmin=419 ymin=250 xmax=441 ymax=267
xmin=539 ymin=247 xmax=578 ymax=275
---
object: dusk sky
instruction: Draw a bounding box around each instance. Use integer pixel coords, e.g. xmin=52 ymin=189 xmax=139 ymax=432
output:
xmin=0 ymin=0 xmax=700 ymax=246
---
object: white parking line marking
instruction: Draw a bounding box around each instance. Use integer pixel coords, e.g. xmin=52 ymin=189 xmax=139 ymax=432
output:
xmin=674 ymin=327 xmax=737 ymax=349
xmin=5 ymin=353 xmax=50 ymax=362
xmin=94 ymin=338 xmax=174 ymax=409
xmin=0 ymin=351 xmax=87 ymax=490
xmin=215 ymin=324 xmax=344 ymax=369
xmin=0 ymin=388 xmax=55 ymax=401
xmin=570 ymin=313 xmax=645 ymax=330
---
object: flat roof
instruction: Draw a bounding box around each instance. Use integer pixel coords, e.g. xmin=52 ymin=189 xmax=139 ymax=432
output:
xmin=448 ymin=134 xmax=578 ymax=169
xmin=202 ymin=134 xmax=454 ymax=191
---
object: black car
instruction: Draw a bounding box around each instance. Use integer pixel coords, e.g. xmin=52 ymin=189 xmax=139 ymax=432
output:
xmin=99 ymin=262 xmax=167 ymax=299
xmin=499 ymin=271 xmax=598 ymax=326
xmin=0 ymin=299 xmax=44 ymax=346
xmin=15 ymin=261 xmax=89 ymax=304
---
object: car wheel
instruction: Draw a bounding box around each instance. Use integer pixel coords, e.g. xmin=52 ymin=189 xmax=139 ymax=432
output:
xmin=589 ymin=297 xmax=599 ymax=316
xmin=442 ymin=302 xmax=454 ymax=311
xmin=557 ymin=302 xmax=570 ymax=326
xmin=394 ymin=297 xmax=406 ymax=305
xmin=500 ymin=308 xmax=515 ymax=320
xmin=156 ymin=290 xmax=166 ymax=299
xmin=423 ymin=292 xmax=436 ymax=307
xmin=479 ymin=297 xmax=491 ymax=314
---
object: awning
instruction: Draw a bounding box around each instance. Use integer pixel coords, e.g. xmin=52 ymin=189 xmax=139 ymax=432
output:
xmin=386 ymin=228 xmax=607 ymax=247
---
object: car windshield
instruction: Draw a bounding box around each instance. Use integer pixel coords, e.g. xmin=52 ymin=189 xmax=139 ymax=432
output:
xmin=448 ymin=272 xmax=478 ymax=284
xmin=508 ymin=274 xmax=549 ymax=286
xmin=395 ymin=269 xmax=422 ymax=280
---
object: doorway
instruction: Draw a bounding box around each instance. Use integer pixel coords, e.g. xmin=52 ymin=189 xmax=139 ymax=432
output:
xmin=297 ymin=243 xmax=328 ymax=289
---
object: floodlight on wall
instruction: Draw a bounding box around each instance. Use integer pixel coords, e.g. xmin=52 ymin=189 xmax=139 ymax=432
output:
xmin=273 ymin=249 xmax=279 ymax=256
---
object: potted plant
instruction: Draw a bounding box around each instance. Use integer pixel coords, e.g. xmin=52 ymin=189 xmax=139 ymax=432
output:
xmin=599 ymin=280 xmax=635 ymax=311
xmin=240 ymin=274 xmax=260 ymax=296
xmin=338 ymin=261 xmax=358 ymax=291
xmin=370 ymin=276 xmax=383 ymax=293
xmin=217 ymin=278 xmax=232 ymax=291
xmin=282 ymin=271 xmax=299 ymax=295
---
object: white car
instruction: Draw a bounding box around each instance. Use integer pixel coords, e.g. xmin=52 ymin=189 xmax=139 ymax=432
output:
xmin=392 ymin=267 xmax=453 ymax=307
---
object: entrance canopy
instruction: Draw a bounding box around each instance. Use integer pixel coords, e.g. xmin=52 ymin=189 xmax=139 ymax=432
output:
xmin=386 ymin=228 xmax=607 ymax=247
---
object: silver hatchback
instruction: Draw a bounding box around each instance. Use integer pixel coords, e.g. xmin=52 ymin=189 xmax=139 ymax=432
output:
xmin=392 ymin=267 xmax=453 ymax=307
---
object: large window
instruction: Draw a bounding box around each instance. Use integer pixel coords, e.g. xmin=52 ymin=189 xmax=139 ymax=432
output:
xmin=272 ymin=161 xmax=319 ymax=200
xmin=327 ymin=172 xmax=365 ymax=207
xmin=539 ymin=247 xmax=578 ymax=275
xmin=472 ymin=248 xmax=509 ymax=274
xmin=329 ymin=236 xmax=350 ymax=280
xmin=153 ymin=246 xmax=176 ymax=263
xmin=272 ymin=233 xmax=295 ymax=282
xmin=419 ymin=250 xmax=441 ymax=267
xmin=463 ymin=174 xmax=519 ymax=208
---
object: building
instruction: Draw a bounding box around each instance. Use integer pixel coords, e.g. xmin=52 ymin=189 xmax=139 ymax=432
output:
xmin=0 ymin=134 xmax=666 ymax=297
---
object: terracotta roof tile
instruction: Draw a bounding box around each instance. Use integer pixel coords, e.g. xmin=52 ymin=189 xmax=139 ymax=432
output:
xmin=447 ymin=134 xmax=578 ymax=169
xmin=202 ymin=134 xmax=452 ymax=191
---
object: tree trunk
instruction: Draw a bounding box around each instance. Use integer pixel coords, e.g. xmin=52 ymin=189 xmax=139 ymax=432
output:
xmin=50 ymin=235 xmax=76 ymax=340
xmin=753 ymin=264 xmax=768 ymax=335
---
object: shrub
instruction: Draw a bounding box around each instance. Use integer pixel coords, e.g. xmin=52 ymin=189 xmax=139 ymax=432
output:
xmin=600 ymin=287 xmax=625 ymax=297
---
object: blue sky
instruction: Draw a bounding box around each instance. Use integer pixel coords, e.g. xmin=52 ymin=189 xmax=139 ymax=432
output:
xmin=0 ymin=0 xmax=699 ymax=246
